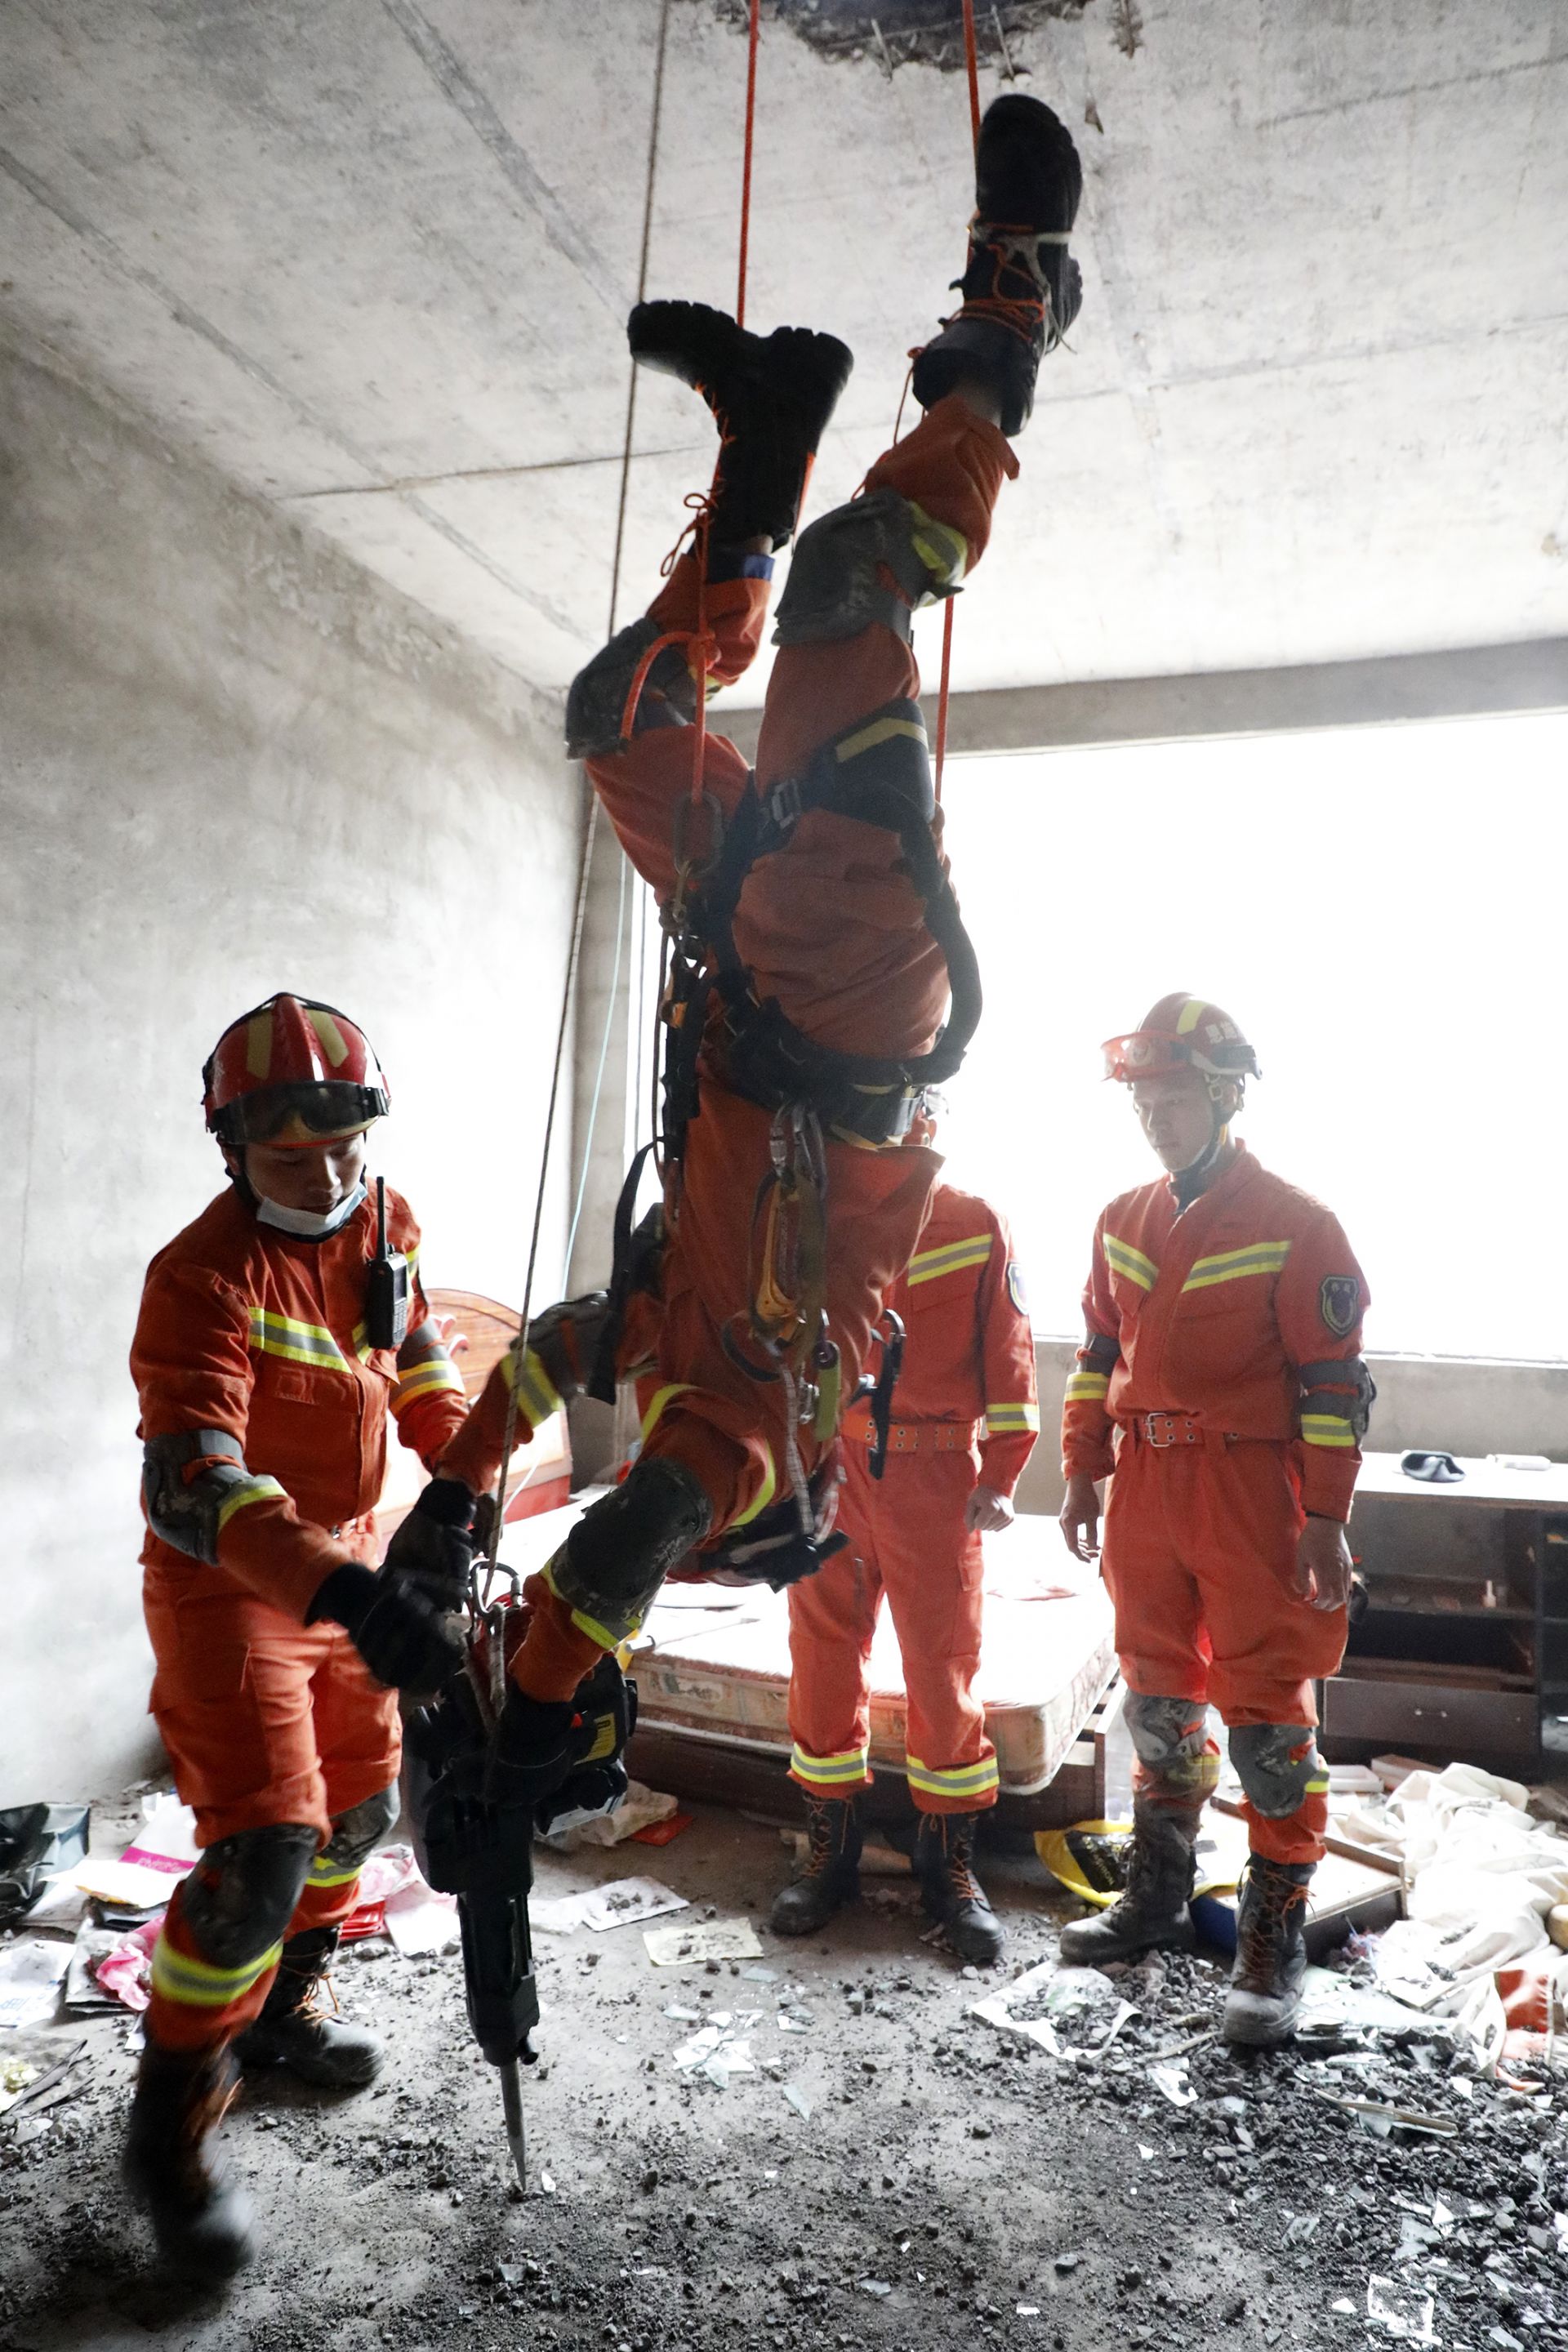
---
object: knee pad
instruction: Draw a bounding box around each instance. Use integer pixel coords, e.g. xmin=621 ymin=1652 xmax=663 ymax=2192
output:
xmin=1125 ymin=1692 xmax=1220 ymax=1798
xmin=772 ymin=488 xmax=966 ymax=648
xmin=565 ymin=615 xmax=697 ymax=760
xmin=180 ymin=1823 xmax=319 ymax=1969
xmin=1229 ymin=1723 xmax=1324 ymax=1820
xmin=322 ymin=1782 xmax=399 ymax=1875
xmin=550 ymin=1457 xmax=713 ymax=1644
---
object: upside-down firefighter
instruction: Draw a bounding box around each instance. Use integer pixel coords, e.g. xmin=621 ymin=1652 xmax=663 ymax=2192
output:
xmin=125 ymin=995 xmax=481 ymax=2277
xmin=1057 ymin=996 xmax=1373 ymax=2045
xmin=388 ymin=96 xmax=1086 ymax=1854
xmin=773 ymin=1178 xmax=1039 ymax=1961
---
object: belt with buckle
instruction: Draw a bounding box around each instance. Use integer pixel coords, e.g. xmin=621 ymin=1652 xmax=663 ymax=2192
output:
xmin=853 ymin=1416 xmax=977 ymax=1454
xmin=1135 ymin=1411 xmax=1206 ymax=1449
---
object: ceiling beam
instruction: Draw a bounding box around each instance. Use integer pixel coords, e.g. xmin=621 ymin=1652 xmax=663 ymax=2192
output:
xmin=713 ymin=635 xmax=1568 ymax=765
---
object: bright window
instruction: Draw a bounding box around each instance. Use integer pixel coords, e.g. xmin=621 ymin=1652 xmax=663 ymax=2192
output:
xmin=937 ymin=710 xmax=1568 ymax=1361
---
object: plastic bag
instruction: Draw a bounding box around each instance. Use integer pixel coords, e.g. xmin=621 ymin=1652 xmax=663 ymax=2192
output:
xmin=0 ymin=1802 xmax=90 ymax=1928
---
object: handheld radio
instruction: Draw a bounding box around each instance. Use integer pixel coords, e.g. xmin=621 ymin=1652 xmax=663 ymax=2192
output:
xmin=364 ymin=1175 xmax=411 ymax=1350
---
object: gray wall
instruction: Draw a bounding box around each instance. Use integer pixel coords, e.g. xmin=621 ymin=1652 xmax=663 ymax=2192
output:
xmin=1015 ymin=1341 xmax=1568 ymax=1517
xmin=1 ymin=335 xmax=580 ymax=1801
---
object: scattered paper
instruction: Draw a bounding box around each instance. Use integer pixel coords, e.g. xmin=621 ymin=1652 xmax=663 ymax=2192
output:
xmin=0 ymin=1940 xmax=69 ymax=2029
xmin=542 ymin=1780 xmax=680 ymax=1852
xmin=782 ymin=2082 xmax=813 ymax=2120
xmin=670 ymin=2020 xmax=755 ymax=2089
xmin=1366 ymin=2276 xmax=1438 ymax=2344
xmin=534 ymin=1878 xmax=688 ymax=1937
xmin=120 ymin=1792 xmax=200 ymax=1873
xmin=74 ymin=1858 xmax=181 ymax=1913
xmin=1150 ymin=2062 xmax=1198 ymax=2108
xmin=643 ymin=1916 xmax=760 ymax=1967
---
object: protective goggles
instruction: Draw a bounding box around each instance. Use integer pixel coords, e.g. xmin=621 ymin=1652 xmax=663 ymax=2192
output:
xmin=212 ymin=1080 xmax=389 ymax=1148
xmin=1101 ymin=1031 xmax=1195 ymax=1084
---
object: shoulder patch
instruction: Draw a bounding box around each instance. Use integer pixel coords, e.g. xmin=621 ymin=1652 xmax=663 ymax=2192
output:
xmin=1319 ymin=1276 xmax=1360 ymax=1338
xmin=1006 ymin=1260 xmax=1029 ymax=1316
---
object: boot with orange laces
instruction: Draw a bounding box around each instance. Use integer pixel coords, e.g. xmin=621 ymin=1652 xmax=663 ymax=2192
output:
xmin=1225 ymin=1856 xmax=1314 ymax=2047
xmin=771 ymin=1792 xmax=862 ymax=1936
xmin=122 ymin=2041 xmax=254 ymax=2282
xmin=912 ymin=91 xmax=1083 ymax=434
xmin=915 ymin=1811 xmax=1004 ymax=1967
xmin=235 ymin=1926 xmax=382 ymax=2088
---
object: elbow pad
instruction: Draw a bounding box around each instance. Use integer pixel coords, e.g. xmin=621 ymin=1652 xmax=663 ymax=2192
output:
xmin=1297 ymin=1357 xmax=1376 ymax=1443
xmin=142 ymin=1428 xmax=282 ymax=1566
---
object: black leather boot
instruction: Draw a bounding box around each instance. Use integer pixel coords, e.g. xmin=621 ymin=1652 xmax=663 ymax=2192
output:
xmin=1058 ymin=1790 xmax=1200 ymax=1966
xmin=1224 ymin=1857 xmax=1314 ymax=2047
xmin=912 ymin=92 xmax=1083 ymax=434
xmin=123 ymin=2034 xmax=256 ymax=2280
xmin=630 ymin=298 xmax=853 ymax=548
xmin=915 ymin=1811 xmax=1005 ymax=1966
xmin=770 ymin=1792 xmax=862 ymax=1936
xmin=234 ymin=1927 xmax=383 ymax=2089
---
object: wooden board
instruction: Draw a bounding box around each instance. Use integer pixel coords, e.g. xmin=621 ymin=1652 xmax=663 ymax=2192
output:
xmin=375 ymin=1287 xmax=571 ymax=1536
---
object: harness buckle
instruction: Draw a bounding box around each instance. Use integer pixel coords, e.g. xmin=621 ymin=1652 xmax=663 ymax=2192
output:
xmin=766 ymin=773 xmax=804 ymax=833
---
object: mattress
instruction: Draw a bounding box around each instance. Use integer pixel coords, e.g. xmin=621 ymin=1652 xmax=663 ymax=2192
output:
xmin=497 ymin=1501 xmax=1118 ymax=1798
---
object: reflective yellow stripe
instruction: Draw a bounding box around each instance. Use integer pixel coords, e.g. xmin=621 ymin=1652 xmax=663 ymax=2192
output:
xmin=501 ymin=1345 xmax=563 ymax=1425
xmin=1301 ymin=1414 xmax=1357 ymax=1449
xmin=729 ymin=1445 xmax=778 ymax=1530
xmin=248 ymin=1307 xmax=354 ymax=1372
xmin=394 ymin=1358 xmax=466 ymax=1407
xmin=306 ymin=1857 xmax=364 ymax=1889
xmin=985 ymin=1403 xmax=1040 ymax=1433
xmin=906 ymin=1232 xmax=993 ymax=1287
xmin=905 ymin=1753 xmax=1000 ymax=1798
xmin=1102 ymin=1234 xmax=1158 ymax=1291
xmin=214 ymin=1474 xmax=286 ymax=1535
xmin=150 ymin=1934 xmax=283 ymax=2008
xmin=350 ymin=1321 xmax=375 ymax=1363
xmin=906 ymin=499 xmax=969 ymax=590
xmin=790 ymin=1743 xmax=871 ymax=1786
xmin=539 ymin=1553 xmax=633 ymax=1653
xmin=1065 ymin=1372 xmax=1111 ymax=1404
xmin=1182 ymin=1241 xmax=1292 ymax=1293
xmin=639 ymin=1381 xmax=697 ymax=1445
xmin=1175 ymin=999 xmax=1205 ymax=1036
xmin=1305 ymin=1775 xmax=1331 ymax=1795
xmin=835 ymin=713 xmax=929 ymax=764
xmin=405 ymin=1242 xmax=420 ymax=1273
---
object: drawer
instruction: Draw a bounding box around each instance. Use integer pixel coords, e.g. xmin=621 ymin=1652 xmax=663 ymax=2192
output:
xmin=1323 ymin=1675 xmax=1537 ymax=1754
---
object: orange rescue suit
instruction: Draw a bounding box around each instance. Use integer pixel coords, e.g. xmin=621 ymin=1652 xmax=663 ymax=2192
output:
xmin=1061 ymin=1143 xmax=1370 ymax=1865
xmin=131 ymin=1183 xmax=470 ymax=2051
xmin=131 ymin=1184 xmax=470 ymax=1839
xmin=788 ymin=1183 xmax=1039 ymax=1815
xmin=509 ymin=396 xmax=1019 ymax=1700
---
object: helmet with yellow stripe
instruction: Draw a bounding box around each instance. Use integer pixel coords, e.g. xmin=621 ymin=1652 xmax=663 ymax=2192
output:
xmin=1102 ymin=995 xmax=1260 ymax=1087
xmin=203 ymin=994 xmax=390 ymax=1148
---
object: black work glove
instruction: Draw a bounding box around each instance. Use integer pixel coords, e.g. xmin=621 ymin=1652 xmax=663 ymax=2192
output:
xmin=381 ymin=1477 xmax=478 ymax=1610
xmin=310 ymin=1563 xmax=466 ymax=1696
xmin=528 ymin=1292 xmax=612 ymax=1405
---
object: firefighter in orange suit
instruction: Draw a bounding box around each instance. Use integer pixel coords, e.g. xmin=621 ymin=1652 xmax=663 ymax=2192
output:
xmin=124 ymin=995 xmax=473 ymax=2278
xmin=1056 ymin=996 xmax=1372 ymax=2046
xmin=773 ymin=1181 xmax=1039 ymax=1963
xmin=451 ymin=98 xmax=1085 ymax=1793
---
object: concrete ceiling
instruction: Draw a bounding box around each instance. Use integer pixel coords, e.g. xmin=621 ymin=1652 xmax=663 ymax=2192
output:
xmin=3 ymin=0 xmax=1565 ymax=707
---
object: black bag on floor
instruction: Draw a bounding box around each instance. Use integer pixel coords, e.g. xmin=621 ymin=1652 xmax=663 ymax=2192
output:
xmin=0 ymin=1802 xmax=90 ymax=1927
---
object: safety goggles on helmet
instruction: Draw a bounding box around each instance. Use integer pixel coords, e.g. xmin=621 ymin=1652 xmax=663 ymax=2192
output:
xmin=214 ymin=1080 xmax=388 ymax=1148
xmin=1102 ymin=1027 xmax=1260 ymax=1085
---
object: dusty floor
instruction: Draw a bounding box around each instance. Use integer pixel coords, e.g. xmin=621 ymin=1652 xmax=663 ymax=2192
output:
xmin=2 ymin=1800 xmax=1565 ymax=2352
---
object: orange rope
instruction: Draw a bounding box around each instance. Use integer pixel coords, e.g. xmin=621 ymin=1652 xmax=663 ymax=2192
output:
xmin=935 ymin=0 xmax=982 ymax=804
xmin=737 ymin=0 xmax=761 ymax=327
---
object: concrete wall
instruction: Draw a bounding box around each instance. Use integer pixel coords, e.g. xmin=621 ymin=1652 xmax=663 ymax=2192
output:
xmin=1014 ymin=1341 xmax=1568 ymax=1517
xmin=0 ymin=333 xmax=580 ymax=1802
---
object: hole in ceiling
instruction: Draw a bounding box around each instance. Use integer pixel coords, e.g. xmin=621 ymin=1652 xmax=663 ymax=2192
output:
xmin=706 ymin=1 xmax=1095 ymax=76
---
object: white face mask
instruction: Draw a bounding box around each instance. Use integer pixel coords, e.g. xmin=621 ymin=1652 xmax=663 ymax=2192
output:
xmin=255 ymin=1179 xmax=368 ymax=1238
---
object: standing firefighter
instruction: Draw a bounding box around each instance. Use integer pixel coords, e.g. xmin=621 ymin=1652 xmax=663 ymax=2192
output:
xmin=1057 ymin=996 xmax=1372 ymax=2045
xmin=126 ymin=996 xmax=470 ymax=2276
xmin=775 ymin=1179 xmax=1039 ymax=1962
xmin=441 ymin=95 xmax=1084 ymax=1793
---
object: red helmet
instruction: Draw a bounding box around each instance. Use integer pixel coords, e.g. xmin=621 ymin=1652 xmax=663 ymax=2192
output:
xmin=1102 ymin=994 xmax=1260 ymax=1085
xmin=203 ymin=995 xmax=390 ymax=1147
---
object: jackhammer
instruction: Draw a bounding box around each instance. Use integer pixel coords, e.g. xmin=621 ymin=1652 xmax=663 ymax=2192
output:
xmin=404 ymin=1591 xmax=635 ymax=2188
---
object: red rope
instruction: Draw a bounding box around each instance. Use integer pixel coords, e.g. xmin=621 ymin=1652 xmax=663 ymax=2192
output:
xmin=960 ymin=0 xmax=982 ymax=145
xmin=737 ymin=0 xmax=761 ymax=327
xmin=934 ymin=1 xmax=982 ymax=804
